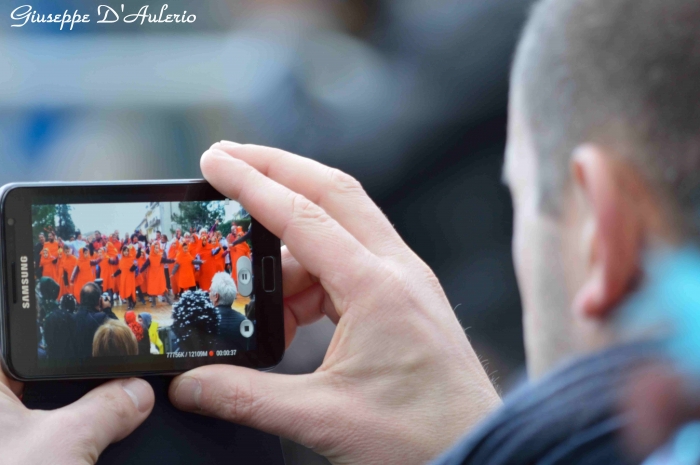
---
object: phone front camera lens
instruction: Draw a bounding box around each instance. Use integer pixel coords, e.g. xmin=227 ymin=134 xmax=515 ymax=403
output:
xmin=7 ymin=218 xmax=14 ymax=226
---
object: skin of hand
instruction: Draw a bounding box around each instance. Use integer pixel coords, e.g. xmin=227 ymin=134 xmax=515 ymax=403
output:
xmin=169 ymin=142 xmax=502 ymax=465
xmin=0 ymin=361 xmax=154 ymax=464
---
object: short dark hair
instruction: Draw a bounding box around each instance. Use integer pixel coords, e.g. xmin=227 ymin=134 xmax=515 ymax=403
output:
xmin=80 ymin=282 xmax=102 ymax=309
xmin=514 ymin=0 xmax=700 ymax=233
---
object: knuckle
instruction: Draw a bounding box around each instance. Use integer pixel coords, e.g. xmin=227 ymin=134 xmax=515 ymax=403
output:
xmin=327 ymin=168 xmax=364 ymax=195
xmin=289 ymin=193 xmax=327 ymax=225
xmin=214 ymin=380 xmax=256 ymax=424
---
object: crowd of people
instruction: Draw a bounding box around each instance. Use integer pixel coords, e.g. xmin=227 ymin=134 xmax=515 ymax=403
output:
xmin=33 ymin=222 xmax=251 ymax=307
xmin=34 ymin=221 xmax=253 ymax=360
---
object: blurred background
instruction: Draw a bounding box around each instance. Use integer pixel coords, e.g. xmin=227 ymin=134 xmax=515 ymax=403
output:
xmin=2 ymin=0 xmax=534 ymax=462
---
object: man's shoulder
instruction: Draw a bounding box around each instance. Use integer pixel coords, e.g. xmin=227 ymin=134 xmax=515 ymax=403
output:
xmin=45 ymin=307 xmax=69 ymax=322
xmin=433 ymin=344 xmax=657 ymax=465
xmin=217 ymin=306 xmax=246 ymax=321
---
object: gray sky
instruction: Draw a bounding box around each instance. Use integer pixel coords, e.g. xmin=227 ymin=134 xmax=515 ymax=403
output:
xmin=68 ymin=202 xmax=149 ymax=237
xmin=64 ymin=201 xmax=244 ymax=238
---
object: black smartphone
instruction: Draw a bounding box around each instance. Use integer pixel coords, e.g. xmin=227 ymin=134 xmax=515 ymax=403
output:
xmin=0 ymin=180 xmax=284 ymax=381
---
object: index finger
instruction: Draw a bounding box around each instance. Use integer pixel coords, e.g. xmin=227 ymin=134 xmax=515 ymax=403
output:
xmin=211 ymin=142 xmax=405 ymax=257
xmin=201 ymin=149 xmax=380 ymax=308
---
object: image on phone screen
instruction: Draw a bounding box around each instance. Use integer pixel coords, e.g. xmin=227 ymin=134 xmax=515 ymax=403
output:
xmin=32 ymin=200 xmax=256 ymax=364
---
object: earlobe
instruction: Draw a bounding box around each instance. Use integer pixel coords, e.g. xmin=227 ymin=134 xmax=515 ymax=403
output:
xmin=570 ymin=145 xmax=642 ymax=321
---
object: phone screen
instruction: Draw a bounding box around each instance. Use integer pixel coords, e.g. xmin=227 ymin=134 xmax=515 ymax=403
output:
xmin=1 ymin=181 xmax=284 ymax=380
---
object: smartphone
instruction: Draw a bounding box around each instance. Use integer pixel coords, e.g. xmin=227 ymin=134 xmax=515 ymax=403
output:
xmin=0 ymin=180 xmax=284 ymax=381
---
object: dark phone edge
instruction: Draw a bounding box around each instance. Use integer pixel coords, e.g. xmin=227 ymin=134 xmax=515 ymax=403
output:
xmin=0 ymin=180 xmax=285 ymax=382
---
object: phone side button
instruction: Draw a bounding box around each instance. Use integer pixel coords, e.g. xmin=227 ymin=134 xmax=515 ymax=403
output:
xmin=262 ymin=256 xmax=275 ymax=292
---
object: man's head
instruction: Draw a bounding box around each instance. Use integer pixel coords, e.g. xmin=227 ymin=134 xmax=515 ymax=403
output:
xmin=505 ymin=0 xmax=700 ymax=377
xmin=95 ymin=231 xmax=102 ymax=241
xmin=38 ymin=233 xmax=45 ymax=243
xmin=63 ymin=245 xmax=71 ymax=256
xmin=176 ymin=228 xmax=182 ymax=238
xmin=209 ymin=272 xmax=238 ymax=307
xmin=80 ymin=282 xmax=102 ymax=310
xmin=47 ymin=232 xmax=55 ymax=242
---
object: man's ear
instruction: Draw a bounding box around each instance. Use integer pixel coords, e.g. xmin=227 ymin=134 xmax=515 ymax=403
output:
xmin=571 ymin=145 xmax=643 ymax=320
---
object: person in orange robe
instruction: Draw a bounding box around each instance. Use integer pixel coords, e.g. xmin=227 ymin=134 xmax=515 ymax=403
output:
xmin=113 ymin=246 xmax=138 ymax=310
xmin=54 ymin=247 xmax=66 ymax=299
xmin=43 ymin=232 xmax=60 ymax=257
xmin=171 ymin=243 xmax=203 ymax=295
xmin=228 ymin=228 xmax=252 ymax=286
xmin=196 ymin=231 xmax=220 ymax=292
xmin=135 ymin=248 xmax=148 ymax=305
xmin=58 ymin=246 xmax=77 ymax=299
xmin=111 ymin=231 xmax=122 ymax=252
xmin=104 ymin=242 xmax=121 ymax=306
xmin=212 ymin=236 xmax=226 ymax=273
xmin=140 ymin=242 xmax=175 ymax=307
xmin=71 ymin=248 xmax=95 ymax=304
xmin=94 ymin=248 xmax=113 ymax=295
xmin=38 ymin=248 xmax=60 ymax=288
xmin=188 ymin=233 xmax=202 ymax=287
xmin=167 ymin=237 xmax=182 ymax=296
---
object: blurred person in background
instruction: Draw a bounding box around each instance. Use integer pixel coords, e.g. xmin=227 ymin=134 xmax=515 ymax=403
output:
xmin=209 ymin=272 xmax=248 ymax=352
xmin=73 ymin=283 xmax=118 ymax=358
xmin=169 ymin=290 xmax=220 ymax=352
xmin=163 ymin=1 xmax=700 ymax=464
xmin=33 ymin=232 xmax=45 ymax=270
xmin=140 ymin=311 xmax=165 ymax=355
xmin=92 ymin=319 xmax=139 ymax=357
xmin=63 ymin=231 xmax=87 ymax=258
xmin=124 ymin=310 xmax=150 ymax=356
xmin=41 ymin=277 xmax=75 ymax=360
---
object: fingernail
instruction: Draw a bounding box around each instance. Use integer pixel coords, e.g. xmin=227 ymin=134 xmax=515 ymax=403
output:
xmin=174 ymin=377 xmax=202 ymax=411
xmin=122 ymin=378 xmax=151 ymax=413
xmin=209 ymin=140 xmax=240 ymax=151
xmin=203 ymin=148 xmax=229 ymax=159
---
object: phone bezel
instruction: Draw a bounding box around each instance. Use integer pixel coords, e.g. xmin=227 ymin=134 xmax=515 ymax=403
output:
xmin=0 ymin=180 xmax=284 ymax=381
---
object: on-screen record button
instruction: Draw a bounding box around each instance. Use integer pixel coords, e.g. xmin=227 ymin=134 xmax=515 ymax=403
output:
xmin=240 ymin=319 xmax=254 ymax=338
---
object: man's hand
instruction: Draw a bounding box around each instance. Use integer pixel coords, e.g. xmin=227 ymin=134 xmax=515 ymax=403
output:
xmin=0 ymin=362 xmax=154 ymax=464
xmin=169 ymin=142 xmax=501 ymax=465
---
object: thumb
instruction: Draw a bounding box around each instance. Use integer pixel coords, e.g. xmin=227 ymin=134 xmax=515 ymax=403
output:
xmin=170 ymin=366 xmax=331 ymax=448
xmin=51 ymin=378 xmax=154 ymax=462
